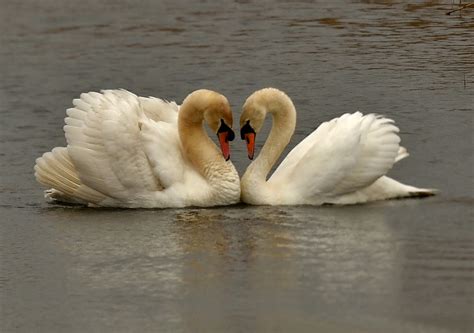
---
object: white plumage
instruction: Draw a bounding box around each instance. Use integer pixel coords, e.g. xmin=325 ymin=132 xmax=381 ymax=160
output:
xmin=240 ymin=88 xmax=436 ymax=205
xmin=35 ymin=89 xmax=240 ymax=208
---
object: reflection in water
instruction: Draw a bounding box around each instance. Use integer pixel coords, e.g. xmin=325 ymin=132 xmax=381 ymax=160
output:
xmin=4 ymin=200 xmax=470 ymax=332
xmin=44 ymin=206 xmax=401 ymax=331
xmin=47 ymin=209 xmax=186 ymax=328
xmin=168 ymin=206 xmax=408 ymax=331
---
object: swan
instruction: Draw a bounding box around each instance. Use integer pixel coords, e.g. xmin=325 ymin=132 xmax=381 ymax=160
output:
xmin=34 ymin=89 xmax=240 ymax=208
xmin=239 ymin=88 xmax=436 ymax=205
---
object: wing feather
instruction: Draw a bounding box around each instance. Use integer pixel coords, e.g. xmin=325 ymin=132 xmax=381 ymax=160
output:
xmin=269 ymin=112 xmax=401 ymax=198
xmin=140 ymin=120 xmax=186 ymax=188
xmin=63 ymin=89 xmax=181 ymax=200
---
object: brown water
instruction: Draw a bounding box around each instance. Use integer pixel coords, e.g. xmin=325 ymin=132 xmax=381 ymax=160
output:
xmin=1 ymin=0 xmax=473 ymax=332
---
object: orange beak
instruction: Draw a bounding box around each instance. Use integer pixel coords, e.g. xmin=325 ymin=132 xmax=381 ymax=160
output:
xmin=218 ymin=131 xmax=231 ymax=161
xmin=244 ymin=132 xmax=255 ymax=160
xmin=217 ymin=120 xmax=235 ymax=161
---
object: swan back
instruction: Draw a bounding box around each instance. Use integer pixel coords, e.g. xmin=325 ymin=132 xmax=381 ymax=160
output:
xmin=269 ymin=112 xmax=402 ymax=201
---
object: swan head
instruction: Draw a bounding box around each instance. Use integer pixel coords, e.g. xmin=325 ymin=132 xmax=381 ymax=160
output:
xmin=240 ymin=88 xmax=295 ymax=159
xmin=183 ymin=89 xmax=235 ymax=161
xmin=203 ymin=92 xmax=235 ymax=162
xmin=239 ymin=88 xmax=284 ymax=159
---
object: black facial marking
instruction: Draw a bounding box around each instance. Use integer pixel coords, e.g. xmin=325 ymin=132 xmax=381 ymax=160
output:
xmin=217 ymin=119 xmax=235 ymax=141
xmin=240 ymin=120 xmax=255 ymax=140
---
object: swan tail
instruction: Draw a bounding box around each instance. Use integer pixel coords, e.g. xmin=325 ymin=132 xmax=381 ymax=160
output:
xmin=362 ymin=176 xmax=437 ymax=201
xmin=34 ymin=147 xmax=106 ymax=205
xmin=329 ymin=176 xmax=437 ymax=204
xmin=406 ymin=187 xmax=438 ymax=198
xmin=395 ymin=146 xmax=409 ymax=163
xmin=387 ymin=148 xmax=438 ymax=197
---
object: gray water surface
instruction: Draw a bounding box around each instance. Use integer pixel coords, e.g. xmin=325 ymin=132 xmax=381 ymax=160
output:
xmin=1 ymin=1 xmax=473 ymax=332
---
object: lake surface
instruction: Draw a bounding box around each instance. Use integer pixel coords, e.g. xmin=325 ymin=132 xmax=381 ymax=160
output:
xmin=0 ymin=0 xmax=473 ymax=332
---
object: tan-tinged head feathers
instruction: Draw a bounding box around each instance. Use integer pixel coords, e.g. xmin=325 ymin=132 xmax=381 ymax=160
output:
xmin=180 ymin=89 xmax=233 ymax=132
xmin=240 ymin=88 xmax=295 ymax=134
xmin=178 ymin=89 xmax=236 ymax=164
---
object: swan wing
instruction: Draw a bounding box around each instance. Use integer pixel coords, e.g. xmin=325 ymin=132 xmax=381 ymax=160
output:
xmin=138 ymin=95 xmax=179 ymax=123
xmin=139 ymin=117 xmax=189 ymax=189
xmin=269 ymin=112 xmax=401 ymax=198
xmin=138 ymin=95 xmax=189 ymax=188
xmin=64 ymin=89 xmax=181 ymax=200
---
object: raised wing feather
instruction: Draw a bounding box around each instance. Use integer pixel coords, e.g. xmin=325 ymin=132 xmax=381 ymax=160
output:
xmin=139 ymin=96 xmax=179 ymax=123
xmin=64 ymin=89 xmax=180 ymax=200
xmin=269 ymin=112 xmax=401 ymax=198
xmin=140 ymin=119 xmax=187 ymax=188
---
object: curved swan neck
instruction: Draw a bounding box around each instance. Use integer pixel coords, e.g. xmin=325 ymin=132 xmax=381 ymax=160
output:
xmin=178 ymin=102 xmax=223 ymax=179
xmin=246 ymin=91 xmax=297 ymax=181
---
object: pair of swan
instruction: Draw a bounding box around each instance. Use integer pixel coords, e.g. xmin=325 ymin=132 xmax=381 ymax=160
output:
xmin=34 ymin=88 xmax=435 ymax=208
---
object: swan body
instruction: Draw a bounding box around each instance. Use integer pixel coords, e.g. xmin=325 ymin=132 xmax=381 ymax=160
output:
xmin=35 ymin=89 xmax=240 ymax=208
xmin=239 ymin=88 xmax=436 ymax=205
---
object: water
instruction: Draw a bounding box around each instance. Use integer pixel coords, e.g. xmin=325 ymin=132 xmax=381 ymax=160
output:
xmin=1 ymin=0 xmax=473 ymax=332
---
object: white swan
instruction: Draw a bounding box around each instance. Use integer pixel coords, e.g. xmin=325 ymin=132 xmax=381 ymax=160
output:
xmin=239 ymin=88 xmax=436 ymax=205
xmin=34 ymin=89 xmax=240 ymax=208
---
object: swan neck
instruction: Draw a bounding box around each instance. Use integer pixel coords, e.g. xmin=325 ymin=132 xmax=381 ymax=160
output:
xmin=178 ymin=104 xmax=223 ymax=180
xmin=248 ymin=102 xmax=296 ymax=181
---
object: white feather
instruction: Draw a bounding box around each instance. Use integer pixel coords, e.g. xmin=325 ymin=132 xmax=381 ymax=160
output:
xmin=34 ymin=89 xmax=240 ymax=208
xmin=241 ymin=88 xmax=436 ymax=205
